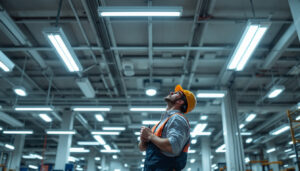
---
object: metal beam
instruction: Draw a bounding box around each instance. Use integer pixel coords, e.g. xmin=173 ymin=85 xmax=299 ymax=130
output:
xmin=289 ymin=0 xmax=300 ymax=41
xmin=262 ymin=24 xmax=297 ymax=69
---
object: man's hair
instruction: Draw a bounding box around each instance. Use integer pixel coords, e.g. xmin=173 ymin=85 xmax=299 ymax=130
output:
xmin=179 ymin=92 xmax=188 ymax=113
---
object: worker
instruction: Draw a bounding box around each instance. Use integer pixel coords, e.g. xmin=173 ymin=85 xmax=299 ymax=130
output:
xmin=139 ymin=85 xmax=197 ymax=171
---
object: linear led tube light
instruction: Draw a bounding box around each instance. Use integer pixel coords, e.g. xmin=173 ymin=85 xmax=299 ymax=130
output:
xmin=5 ymin=144 xmax=15 ymax=150
xmin=196 ymin=90 xmax=226 ymax=98
xmin=102 ymin=127 xmax=126 ymax=131
xmin=289 ymin=154 xmax=296 ymax=158
xmin=241 ymin=132 xmax=252 ymax=136
xmin=72 ymin=106 xmax=111 ymax=112
xmin=190 ymin=132 xmax=211 ymax=137
xmin=43 ymin=27 xmax=82 ymax=72
xmin=192 ymin=123 xmax=207 ymax=133
xmin=239 ymin=124 xmax=245 ymax=129
xmin=216 ymin=144 xmax=226 ymax=153
xmin=130 ymin=107 xmax=165 ymax=112
xmin=134 ymin=132 xmax=140 ymax=136
xmin=39 ymin=113 xmax=52 ymax=122
xmin=95 ymin=114 xmax=104 ymax=122
xmin=91 ymin=131 xmax=120 ymax=135
xmin=70 ymin=147 xmax=90 ymax=153
xmin=266 ymin=148 xmax=276 ymax=153
xmin=142 ymin=120 xmax=159 ymax=125
xmin=13 ymin=86 xmax=27 ymax=96
xmin=77 ymin=141 xmax=100 ymax=145
xmin=246 ymin=138 xmax=253 ymax=143
xmin=228 ymin=21 xmax=270 ymax=71
xmin=200 ymin=115 xmax=208 ymax=120
xmin=188 ymin=149 xmax=196 ymax=153
xmin=0 ymin=51 xmax=15 ymax=72
xmin=28 ymin=165 xmax=38 ymax=169
xmin=191 ymin=139 xmax=197 ymax=144
xmin=3 ymin=130 xmax=33 ymax=134
xmin=46 ymin=130 xmax=76 ymax=135
xmin=98 ymin=6 xmax=182 ymax=17
xmin=190 ymin=159 xmax=196 ymax=163
xmin=270 ymin=124 xmax=290 ymax=135
xmin=95 ymin=157 xmax=101 ymax=161
xmin=93 ymin=135 xmax=106 ymax=145
xmin=104 ymin=144 xmax=111 ymax=150
xmin=245 ymin=113 xmax=256 ymax=122
xmin=68 ymin=156 xmax=79 ymax=162
xmin=145 ymin=88 xmax=157 ymax=96
xmin=76 ymin=78 xmax=95 ymax=98
xmin=267 ymin=85 xmax=285 ymax=98
xmin=285 ymin=149 xmax=292 ymax=153
xmin=14 ymin=106 xmax=53 ymax=111
xmin=100 ymin=149 xmax=120 ymax=153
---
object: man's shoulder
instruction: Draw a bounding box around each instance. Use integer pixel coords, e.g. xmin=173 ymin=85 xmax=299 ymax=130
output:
xmin=169 ymin=113 xmax=189 ymax=127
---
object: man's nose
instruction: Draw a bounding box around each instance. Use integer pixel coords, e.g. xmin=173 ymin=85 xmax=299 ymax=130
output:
xmin=170 ymin=92 xmax=174 ymax=95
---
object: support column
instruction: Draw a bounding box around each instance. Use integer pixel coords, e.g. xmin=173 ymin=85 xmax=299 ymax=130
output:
xmin=201 ymin=137 xmax=211 ymax=171
xmin=289 ymin=0 xmax=300 ymax=41
xmin=7 ymin=135 xmax=25 ymax=170
xmin=101 ymin=156 xmax=106 ymax=171
xmin=266 ymin=143 xmax=279 ymax=171
xmin=87 ymin=151 xmax=96 ymax=171
xmin=252 ymin=155 xmax=261 ymax=171
xmin=221 ymin=88 xmax=245 ymax=171
xmin=54 ymin=111 xmax=74 ymax=170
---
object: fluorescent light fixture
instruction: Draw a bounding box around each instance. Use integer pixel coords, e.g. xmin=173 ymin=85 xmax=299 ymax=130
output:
xmin=266 ymin=148 xmax=276 ymax=153
xmin=190 ymin=159 xmax=196 ymax=163
xmin=0 ymin=127 xmax=2 ymax=131
xmin=0 ymin=51 xmax=15 ymax=72
xmin=39 ymin=113 xmax=52 ymax=122
xmin=77 ymin=141 xmax=100 ymax=146
xmin=192 ymin=123 xmax=207 ymax=133
xmin=124 ymin=164 xmax=128 ymax=167
xmin=43 ymin=27 xmax=82 ymax=72
xmin=28 ymin=165 xmax=38 ymax=170
xmin=98 ymin=166 xmax=102 ymax=169
xmin=93 ymin=135 xmax=106 ymax=145
xmin=70 ymin=147 xmax=90 ymax=153
xmin=216 ymin=144 xmax=226 ymax=153
xmin=137 ymin=137 xmax=140 ymax=141
xmin=239 ymin=124 xmax=245 ymax=129
xmin=14 ymin=106 xmax=53 ymax=111
xmin=72 ymin=106 xmax=111 ymax=112
xmin=3 ymin=130 xmax=33 ymax=134
xmin=142 ymin=159 xmax=145 ymax=162
xmin=188 ymin=150 xmax=196 ymax=153
xmin=142 ymin=120 xmax=159 ymax=125
xmin=289 ymin=154 xmax=296 ymax=158
xmin=145 ymin=88 xmax=157 ymax=96
xmin=143 ymin=151 xmax=146 ymax=155
xmin=270 ymin=125 xmax=290 ymax=135
xmin=95 ymin=114 xmax=104 ymax=122
xmin=297 ymin=102 xmax=300 ymax=109
xmin=91 ymin=131 xmax=120 ymax=135
xmin=100 ymin=149 xmax=120 ymax=153
xmin=104 ymin=145 xmax=111 ymax=150
xmin=245 ymin=113 xmax=256 ymax=122
xmin=13 ymin=86 xmax=27 ymax=96
xmin=289 ymin=141 xmax=293 ymax=145
xmin=102 ymin=127 xmax=126 ymax=131
xmin=241 ymin=132 xmax=252 ymax=136
xmin=68 ymin=156 xmax=79 ymax=162
xmin=95 ymin=157 xmax=101 ymax=161
xmin=267 ymin=85 xmax=285 ymax=98
xmin=191 ymin=132 xmax=211 ymax=137
xmin=285 ymin=149 xmax=292 ymax=153
xmin=22 ymin=154 xmax=43 ymax=160
xmin=246 ymin=138 xmax=253 ymax=143
xmin=46 ymin=130 xmax=76 ymax=135
xmin=76 ymin=78 xmax=95 ymax=98
xmin=245 ymin=157 xmax=250 ymax=163
xmin=135 ymin=132 xmax=141 ymax=136
xmin=187 ymin=168 xmax=191 ymax=171
xmin=130 ymin=107 xmax=165 ymax=112
xmin=210 ymin=155 xmax=214 ymax=159
xmin=196 ymin=90 xmax=226 ymax=98
xmin=200 ymin=115 xmax=208 ymax=120
xmin=140 ymin=164 xmax=144 ymax=168
xmin=5 ymin=144 xmax=15 ymax=150
xmin=191 ymin=139 xmax=197 ymax=144
xmin=98 ymin=6 xmax=182 ymax=17
xmin=112 ymin=155 xmax=118 ymax=159
xmin=212 ymin=164 xmax=217 ymax=168
xmin=227 ymin=21 xmax=270 ymax=71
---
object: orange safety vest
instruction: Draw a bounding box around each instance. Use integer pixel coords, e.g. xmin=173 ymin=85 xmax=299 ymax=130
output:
xmin=151 ymin=113 xmax=190 ymax=153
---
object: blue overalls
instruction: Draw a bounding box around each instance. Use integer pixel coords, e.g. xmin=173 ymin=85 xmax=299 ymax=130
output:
xmin=144 ymin=113 xmax=190 ymax=171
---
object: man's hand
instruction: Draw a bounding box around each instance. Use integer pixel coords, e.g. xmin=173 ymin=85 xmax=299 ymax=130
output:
xmin=141 ymin=126 xmax=153 ymax=142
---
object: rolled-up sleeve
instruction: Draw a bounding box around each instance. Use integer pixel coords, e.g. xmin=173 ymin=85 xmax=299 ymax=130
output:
xmin=166 ymin=115 xmax=190 ymax=156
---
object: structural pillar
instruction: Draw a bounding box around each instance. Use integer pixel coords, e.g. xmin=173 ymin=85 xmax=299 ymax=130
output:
xmin=266 ymin=143 xmax=279 ymax=171
xmin=7 ymin=135 xmax=25 ymax=170
xmin=289 ymin=0 xmax=300 ymax=41
xmin=54 ymin=111 xmax=74 ymax=170
xmin=87 ymin=151 xmax=96 ymax=171
xmin=101 ymin=156 xmax=107 ymax=171
xmin=221 ymin=88 xmax=245 ymax=170
xmin=201 ymin=137 xmax=211 ymax=171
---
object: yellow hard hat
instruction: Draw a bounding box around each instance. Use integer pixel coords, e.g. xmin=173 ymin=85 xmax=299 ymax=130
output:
xmin=175 ymin=85 xmax=197 ymax=114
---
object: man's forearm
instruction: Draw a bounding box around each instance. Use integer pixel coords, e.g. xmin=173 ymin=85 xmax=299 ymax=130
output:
xmin=149 ymin=134 xmax=173 ymax=153
xmin=139 ymin=141 xmax=147 ymax=151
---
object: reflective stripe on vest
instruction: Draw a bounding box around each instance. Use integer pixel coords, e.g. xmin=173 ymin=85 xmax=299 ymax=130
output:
xmin=151 ymin=113 xmax=190 ymax=153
